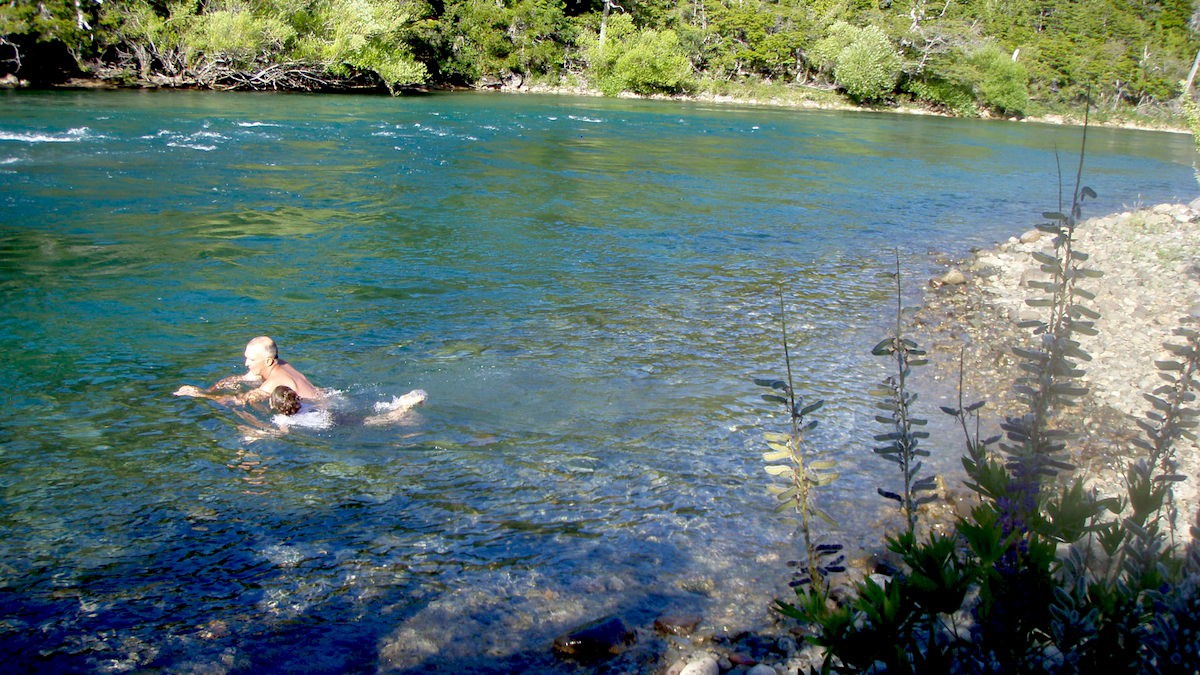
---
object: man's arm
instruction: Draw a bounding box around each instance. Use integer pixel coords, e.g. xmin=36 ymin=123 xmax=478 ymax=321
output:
xmin=173 ymin=385 xmax=266 ymax=406
xmin=208 ymin=373 xmax=260 ymax=392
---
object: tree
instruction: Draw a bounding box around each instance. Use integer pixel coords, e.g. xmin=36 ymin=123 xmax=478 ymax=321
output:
xmin=585 ymin=12 xmax=693 ymax=95
xmin=0 ymin=0 xmax=105 ymax=79
xmin=811 ymin=21 xmax=900 ymax=102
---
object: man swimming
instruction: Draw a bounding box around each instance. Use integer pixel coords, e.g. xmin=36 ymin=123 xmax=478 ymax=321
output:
xmin=174 ymin=336 xmax=320 ymax=405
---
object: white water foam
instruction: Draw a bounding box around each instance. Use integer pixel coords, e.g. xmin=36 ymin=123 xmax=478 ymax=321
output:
xmin=273 ymin=404 xmax=333 ymax=429
xmin=0 ymin=126 xmax=91 ymax=143
xmin=373 ymin=390 xmax=427 ymax=413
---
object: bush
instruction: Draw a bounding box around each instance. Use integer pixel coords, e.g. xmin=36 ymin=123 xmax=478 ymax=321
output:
xmin=182 ymin=9 xmax=295 ymax=67
xmin=810 ymin=22 xmax=900 ymax=103
xmin=586 ymin=13 xmax=693 ymax=96
xmin=903 ymin=75 xmax=978 ymax=116
xmin=438 ymin=0 xmax=567 ymax=83
xmin=806 ymin=20 xmax=857 ymax=74
xmin=295 ymin=0 xmax=428 ymax=88
xmin=971 ymin=45 xmax=1029 ymax=116
xmin=834 ymin=29 xmax=901 ymax=103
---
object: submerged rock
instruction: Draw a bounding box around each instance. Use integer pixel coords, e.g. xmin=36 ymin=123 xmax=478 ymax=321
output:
xmin=655 ymin=614 xmax=702 ymax=636
xmin=552 ymin=615 xmax=635 ymax=660
xmin=930 ymin=267 xmax=967 ymax=287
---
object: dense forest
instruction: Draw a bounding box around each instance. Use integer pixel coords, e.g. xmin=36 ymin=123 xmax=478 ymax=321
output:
xmin=2 ymin=0 xmax=1199 ymax=118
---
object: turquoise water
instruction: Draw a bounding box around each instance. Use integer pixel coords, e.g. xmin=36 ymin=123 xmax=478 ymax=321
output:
xmin=1 ymin=89 xmax=1195 ymax=672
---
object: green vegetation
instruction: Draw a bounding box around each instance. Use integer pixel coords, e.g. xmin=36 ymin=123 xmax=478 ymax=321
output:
xmin=2 ymin=0 xmax=1198 ymax=118
xmin=755 ymin=290 xmax=842 ymax=598
xmin=757 ymin=124 xmax=1200 ymax=671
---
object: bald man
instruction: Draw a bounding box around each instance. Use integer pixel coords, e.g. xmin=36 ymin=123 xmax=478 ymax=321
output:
xmin=174 ymin=336 xmax=320 ymax=404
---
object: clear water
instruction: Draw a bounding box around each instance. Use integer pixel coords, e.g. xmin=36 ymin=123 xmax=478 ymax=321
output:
xmin=1 ymin=89 xmax=1195 ymax=672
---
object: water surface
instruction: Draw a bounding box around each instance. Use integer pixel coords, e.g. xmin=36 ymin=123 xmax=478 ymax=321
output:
xmin=0 ymin=89 xmax=1195 ymax=672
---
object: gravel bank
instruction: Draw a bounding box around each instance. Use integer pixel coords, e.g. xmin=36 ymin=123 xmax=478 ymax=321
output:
xmin=915 ymin=200 xmax=1200 ymax=524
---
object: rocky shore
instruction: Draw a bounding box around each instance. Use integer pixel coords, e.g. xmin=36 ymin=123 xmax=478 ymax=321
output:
xmin=553 ymin=201 xmax=1200 ymax=675
xmin=915 ymin=200 xmax=1200 ymax=518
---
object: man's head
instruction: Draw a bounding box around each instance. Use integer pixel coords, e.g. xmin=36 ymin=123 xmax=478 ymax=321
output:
xmin=271 ymin=385 xmax=302 ymax=415
xmin=244 ymin=336 xmax=278 ymax=378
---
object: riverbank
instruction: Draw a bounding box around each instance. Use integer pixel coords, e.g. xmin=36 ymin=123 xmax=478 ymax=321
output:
xmin=915 ymin=201 xmax=1200 ymax=514
xmin=498 ymin=79 xmax=1192 ymax=134
xmin=631 ymin=201 xmax=1200 ymax=675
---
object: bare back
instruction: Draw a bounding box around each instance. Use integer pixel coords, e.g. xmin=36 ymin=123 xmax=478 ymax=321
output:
xmin=258 ymin=359 xmax=320 ymax=400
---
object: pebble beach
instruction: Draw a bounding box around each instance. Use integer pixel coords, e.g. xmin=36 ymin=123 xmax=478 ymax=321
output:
xmin=916 ymin=200 xmax=1200 ymax=523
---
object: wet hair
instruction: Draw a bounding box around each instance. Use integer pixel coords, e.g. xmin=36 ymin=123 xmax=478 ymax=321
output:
xmin=271 ymin=385 xmax=302 ymax=416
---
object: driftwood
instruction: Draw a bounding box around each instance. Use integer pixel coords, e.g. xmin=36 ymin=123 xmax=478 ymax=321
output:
xmin=90 ymin=50 xmax=384 ymax=93
xmin=194 ymin=59 xmax=381 ymax=92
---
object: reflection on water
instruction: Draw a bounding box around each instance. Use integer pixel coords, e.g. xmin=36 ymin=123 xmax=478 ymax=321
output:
xmin=0 ymin=89 xmax=1196 ymax=671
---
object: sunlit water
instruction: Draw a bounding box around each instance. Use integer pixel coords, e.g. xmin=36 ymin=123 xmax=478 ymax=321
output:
xmin=1 ymin=89 xmax=1195 ymax=672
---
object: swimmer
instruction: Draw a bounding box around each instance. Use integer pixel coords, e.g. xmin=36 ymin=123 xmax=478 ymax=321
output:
xmin=249 ymin=385 xmax=426 ymax=437
xmin=268 ymin=385 xmax=332 ymax=430
xmin=174 ymin=336 xmax=320 ymax=405
xmin=270 ymin=385 xmax=302 ymax=415
xmin=234 ymin=385 xmax=307 ymax=441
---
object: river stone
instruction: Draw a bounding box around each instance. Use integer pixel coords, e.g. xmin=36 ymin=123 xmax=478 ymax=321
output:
xmin=654 ymin=614 xmax=702 ymax=636
xmin=1019 ymin=229 xmax=1042 ymax=243
xmin=552 ymin=615 xmax=634 ymax=660
xmin=678 ymin=654 xmax=720 ymax=675
xmin=940 ymin=268 xmax=967 ymax=285
xmin=747 ymin=665 xmax=779 ymax=675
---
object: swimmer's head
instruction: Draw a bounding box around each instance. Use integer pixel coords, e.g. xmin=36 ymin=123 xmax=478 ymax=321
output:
xmin=271 ymin=385 xmax=301 ymax=415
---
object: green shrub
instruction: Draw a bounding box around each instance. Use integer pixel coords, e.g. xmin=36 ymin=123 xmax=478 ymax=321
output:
xmin=438 ymin=0 xmax=567 ymax=83
xmin=295 ymin=0 xmax=428 ymax=88
xmin=182 ymin=9 xmax=295 ymax=67
xmin=809 ymin=22 xmax=900 ymax=103
xmin=806 ymin=20 xmax=857 ymax=74
xmin=585 ymin=13 xmax=693 ymax=96
xmin=970 ymin=45 xmax=1029 ymax=116
xmin=833 ymin=26 xmax=900 ymax=103
xmin=903 ymin=75 xmax=978 ymax=116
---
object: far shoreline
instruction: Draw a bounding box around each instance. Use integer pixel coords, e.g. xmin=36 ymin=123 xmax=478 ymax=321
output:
xmin=4 ymin=72 xmax=1192 ymax=135
xmin=498 ymin=81 xmax=1192 ymax=134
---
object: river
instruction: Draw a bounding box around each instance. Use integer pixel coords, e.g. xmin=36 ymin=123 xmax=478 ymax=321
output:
xmin=0 ymin=89 xmax=1195 ymax=672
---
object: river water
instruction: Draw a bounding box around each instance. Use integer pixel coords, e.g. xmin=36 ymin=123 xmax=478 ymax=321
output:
xmin=0 ymin=89 xmax=1195 ymax=672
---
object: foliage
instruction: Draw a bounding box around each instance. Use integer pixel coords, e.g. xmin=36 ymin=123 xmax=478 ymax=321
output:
xmin=0 ymin=0 xmax=105 ymax=56
xmin=696 ymin=0 xmax=808 ymax=81
xmin=583 ymin=13 xmax=693 ymax=96
xmin=755 ymin=290 xmax=843 ymax=599
xmin=285 ymin=0 xmax=430 ymax=89
xmin=871 ymin=253 xmax=935 ymax=536
xmin=902 ymin=74 xmax=977 ymax=116
xmin=181 ymin=8 xmax=296 ymax=68
xmin=810 ymin=22 xmax=900 ymax=102
xmin=969 ymin=45 xmax=1030 ymax=117
xmin=436 ymin=0 xmax=569 ymax=83
xmin=4 ymin=0 xmax=1199 ymax=112
xmin=1185 ymin=97 xmax=1200 ymax=187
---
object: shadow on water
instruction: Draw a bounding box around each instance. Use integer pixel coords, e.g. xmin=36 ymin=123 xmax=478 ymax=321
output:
xmin=0 ymin=415 xmax=748 ymax=673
